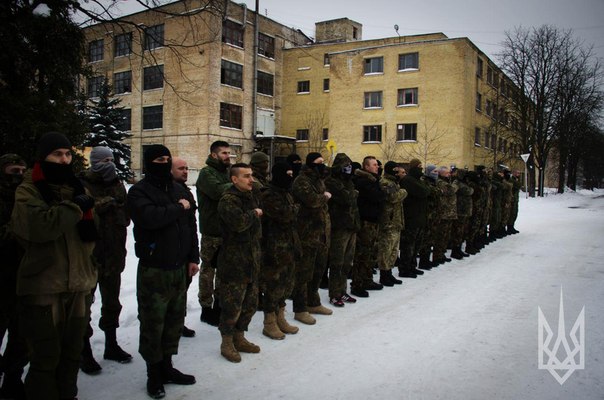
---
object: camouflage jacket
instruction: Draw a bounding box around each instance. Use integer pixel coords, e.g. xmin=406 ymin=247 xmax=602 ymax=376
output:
xmin=422 ymin=176 xmax=442 ymax=223
xmin=0 ymin=175 xmax=24 ymax=274
xmin=292 ymin=166 xmax=331 ymax=246
xmin=501 ymin=179 xmax=513 ymax=209
xmin=196 ymin=156 xmax=232 ymax=237
xmin=437 ymin=178 xmax=458 ymax=220
xmin=325 ymin=172 xmax=360 ymax=232
xmin=217 ymin=186 xmax=262 ymax=283
xmin=455 ymin=178 xmax=474 ymax=217
xmin=251 ymin=166 xmax=269 ymax=193
xmin=379 ymin=173 xmax=407 ymax=231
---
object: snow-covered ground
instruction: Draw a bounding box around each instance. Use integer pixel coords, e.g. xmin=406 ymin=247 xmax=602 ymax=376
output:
xmin=77 ymin=189 xmax=604 ymax=400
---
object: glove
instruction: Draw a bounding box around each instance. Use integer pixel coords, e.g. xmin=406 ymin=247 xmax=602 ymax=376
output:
xmin=73 ymin=194 xmax=95 ymax=212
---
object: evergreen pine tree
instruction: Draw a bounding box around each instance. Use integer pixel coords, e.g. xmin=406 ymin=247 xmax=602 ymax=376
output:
xmin=84 ymin=80 xmax=133 ymax=180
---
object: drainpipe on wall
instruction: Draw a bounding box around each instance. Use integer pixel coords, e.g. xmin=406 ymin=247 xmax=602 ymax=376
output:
xmin=252 ymin=0 xmax=259 ymax=147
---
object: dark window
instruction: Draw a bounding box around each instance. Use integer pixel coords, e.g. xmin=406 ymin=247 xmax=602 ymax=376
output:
xmin=296 ymin=129 xmax=309 ymax=141
xmin=117 ymin=109 xmax=131 ymax=131
xmin=221 ymin=60 xmax=243 ymax=88
xmin=484 ymin=132 xmax=490 ymax=148
xmin=353 ymin=27 xmax=358 ymax=39
xmin=143 ymin=105 xmax=163 ymax=129
xmin=491 ymin=134 xmax=496 ymax=150
xmin=397 ymin=88 xmax=418 ymax=106
xmin=323 ymin=78 xmax=330 ymax=91
xmin=476 ymin=92 xmax=482 ymax=111
xmin=396 ymin=123 xmax=417 ymax=141
xmin=113 ymin=71 xmax=132 ymax=94
xmin=474 ymin=127 xmax=481 ymax=146
xmin=322 ymin=128 xmax=329 ymax=141
xmin=222 ymin=19 xmax=244 ymax=48
xmin=87 ymin=76 xmax=104 ymax=98
xmin=258 ymin=32 xmax=274 ymax=58
xmin=364 ymin=91 xmax=382 ymax=108
xmin=88 ymin=39 xmax=104 ymax=62
xmin=297 ymin=80 xmax=310 ymax=93
xmin=257 ymin=71 xmax=274 ymax=96
xmin=398 ymin=52 xmax=419 ymax=70
xmin=476 ymin=57 xmax=483 ymax=78
xmin=143 ymin=65 xmax=164 ymax=90
xmin=144 ymin=24 xmax=164 ymax=50
xmin=220 ymin=102 xmax=242 ymax=129
xmin=486 ymin=100 xmax=493 ymax=117
xmin=363 ymin=125 xmax=382 ymax=142
xmin=500 ymin=79 xmax=507 ymax=97
xmin=487 ymin=66 xmax=494 ymax=85
xmin=114 ymin=33 xmax=132 ymax=57
xmin=323 ymin=53 xmax=330 ymax=65
xmin=364 ymin=57 xmax=383 ymax=74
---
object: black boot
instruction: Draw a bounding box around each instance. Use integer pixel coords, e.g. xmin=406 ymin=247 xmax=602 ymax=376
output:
xmin=418 ymin=254 xmax=432 ymax=270
xmin=0 ymin=371 xmax=25 ymax=400
xmin=161 ymin=356 xmax=196 ymax=385
xmin=450 ymin=246 xmax=464 ymax=260
xmin=388 ymin=269 xmax=402 ymax=285
xmin=319 ymin=267 xmax=329 ymax=289
xmin=379 ymin=270 xmax=394 ymax=287
xmin=200 ymin=300 xmax=221 ymax=327
xmin=182 ymin=326 xmax=196 ymax=338
xmin=80 ymin=337 xmax=102 ymax=375
xmin=398 ymin=267 xmax=418 ymax=278
xmin=104 ymin=329 xmax=132 ymax=363
xmin=146 ymin=362 xmax=165 ymax=399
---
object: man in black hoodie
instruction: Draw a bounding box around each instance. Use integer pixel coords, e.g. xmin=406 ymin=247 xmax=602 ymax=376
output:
xmin=128 ymin=145 xmax=199 ymax=399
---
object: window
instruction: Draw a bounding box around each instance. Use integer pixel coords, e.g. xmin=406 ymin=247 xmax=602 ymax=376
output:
xmin=114 ymin=33 xmax=132 ymax=57
xmin=476 ymin=92 xmax=482 ymax=111
xmin=484 ymin=132 xmax=490 ymax=148
xmin=498 ymin=138 xmax=504 ymax=152
xmin=398 ymin=52 xmax=419 ymax=70
xmin=363 ymin=125 xmax=382 ymax=142
xmin=323 ymin=53 xmax=330 ymax=66
xmin=117 ymin=109 xmax=131 ymax=131
xmin=503 ymin=139 xmax=508 ymax=154
xmin=397 ymin=88 xmax=418 ymax=106
xmin=396 ymin=123 xmax=417 ymax=141
xmin=486 ymin=99 xmax=493 ymax=117
xmin=143 ymin=105 xmax=163 ymax=129
xmin=144 ymin=24 xmax=164 ymax=50
xmin=258 ymin=32 xmax=274 ymax=58
xmin=323 ymin=78 xmax=330 ymax=92
xmin=322 ymin=128 xmax=329 ymax=141
xmin=221 ymin=60 xmax=243 ymax=88
xmin=297 ymin=80 xmax=310 ymax=93
xmin=220 ymin=102 xmax=242 ymax=129
xmin=474 ymin=128 xmax=481 ymax=146
xmin=296 ymin=129 xmax=309 ymax=141
xmin=353 ymin=27 xmax=358 ymax=39
xmin=143 ymin=65 xmax=164 ymax=90
xmin=87 ymin=76 xmax=104 ymax=98
xmin=364 ymin=57 xmax=383 ymax=74
xmin=113 ymin=71 xmax=132 ymax=94
xmin=500 ymin=79 xmax=506 ymax=96
xmin=88 ymin=39 xmax=104 ymax=62
xmin=364 ymin=91 xmax=382 ymax=108
xmin=476 ymin=57 xmax=483 ymax=78
xmin=487 ymin=66 xmax=494 ymax=85
xmin=222 ymin=19 xmax=244 ymax=48
xmin=257 ymin=71 xmax=274 ymax=96
xmin=491 ymin=134 xmax=496 ymax=150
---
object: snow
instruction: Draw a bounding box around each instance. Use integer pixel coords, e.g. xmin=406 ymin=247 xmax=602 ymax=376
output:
xmin=75 ymin=189 xmax=604 ymax=399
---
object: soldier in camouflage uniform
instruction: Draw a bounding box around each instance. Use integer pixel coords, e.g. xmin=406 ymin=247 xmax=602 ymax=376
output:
xmin=464 ymin=170 xmax=484 ymax=255
xmin=450 ymin=169 xmax=474 ymax=259
xmin=217 ymin=164 xmax=263 ymax=362
xmin=500 ymin=170 xmax=514 ymax=237
xmin=292 ymin=153 xmax=332 ymax=323
xmin=250 ymin=151 xmax=270 ymax=192
xmin=377 ymin=161 xmax=407 ymax=286
xmin=79 ymin=146 xmax=132 ymax=375
xmin=259 ymin=162 xmax=301 ymax=339
xmin=476 ymin=166 xmax=491 ymax=248
xmin=418 ymin=165 xmax=441 ymax=269
xmin=507 ymin=170 xmax=521 ymax=234
xmin=128 ymin=145 xmax=199 ymax=398
xmin=0 ymin=154 xmax=27 ymax=399
xmin=196 ymin=141 xmax=232 ymax=326
xmin=433 ymin=166 xmax=458 ymax=264
xmin=489 ymin=169 xmax=504 ymax=241
xmin=325 ymin=153 xmax=360 ymax=307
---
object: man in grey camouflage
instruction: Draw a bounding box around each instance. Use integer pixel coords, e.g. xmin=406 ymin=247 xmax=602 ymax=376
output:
xmin=433 ymin=166 xmax=458 ymax=264
xmin=450 ymin=169 xmax=474 ymax=259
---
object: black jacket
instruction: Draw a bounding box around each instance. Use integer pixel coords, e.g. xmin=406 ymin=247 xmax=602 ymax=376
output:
xmin=354 ymin=170 xmax=385 ymax=223
xmin=400 ymin=173 xmax=430 ymax=229
xmin=128 ymin=176 xmax=199 ymax=270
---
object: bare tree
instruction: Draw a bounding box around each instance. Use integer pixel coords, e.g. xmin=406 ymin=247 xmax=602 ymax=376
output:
xmin=378 ymin=123 xmax=402 ymax=162
xmin=399 ymin=117 xmax=452 ymax=167
xmin=297 ymin=109 xmax=328 ymax=158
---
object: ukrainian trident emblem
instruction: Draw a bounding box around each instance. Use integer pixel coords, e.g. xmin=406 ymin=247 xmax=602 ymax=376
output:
xmin=538 ymin=288 xmax=585 ymax=385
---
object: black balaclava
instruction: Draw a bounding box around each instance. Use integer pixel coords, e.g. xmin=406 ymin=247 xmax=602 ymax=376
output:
xmin=271 ymin=161 xmax=293 ymax=190
xmin=306 ymin=152 xmax=326 ymax=176
xmin=36 ymin=132 xmax=73 ymax=184
xmin=144 ymin=144 xmax=172 ymax=183
xmin=384 ymin=161 xmax=398 ymax=179
xmin=287 ymin=153 xmax=302 ymax=178
xmin=0 ymin=154 xmax=26 ymax=188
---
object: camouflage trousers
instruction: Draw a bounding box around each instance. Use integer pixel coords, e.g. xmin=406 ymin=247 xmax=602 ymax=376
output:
xmin=509 ymin=201 xmax=519 ymax=226
xmin=328 ymin=229 xmax=356 ymax=299
xmin=292 ymin=240 xmax=329 ymax=312
xmin=218 ymin=280 xmax=258 ymax=336
xmin=501 ymin=205 xmax=511 ymax=229
xmin=490 ymin=205 xmax=502 ymax=232
xmin=419 ymin=218 xmax=439 ymax=258
xmin=399 ymin=226 xmax=423 ymax=272
xmin=351 ymin=221 xmax=379 ymax=291
xmin=19 ymin=291 xmax=91 ymax=400
xmin=467 ymin=213 xmax=482 ymax=244
xmin=198 ymin=235 xmax=222 ymax=308
xmin=137 ymin=264 xmax=186 ymax=364
xmin=433 ymin=219 xmax=453 ymax=260
xmin=85 ymin=271 xmax=123 ymax=340
xmin=261 ymin=260 xmax=296 ymax=314
xmin=377 ymin=227 xmax=400 ymax=271
xmin=451 ymin=216 xmax=470 ymax=247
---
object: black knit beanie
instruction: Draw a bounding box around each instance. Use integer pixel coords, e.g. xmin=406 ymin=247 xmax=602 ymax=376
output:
xmin=306 ymin=152 xmax=322 ymax=166
xmin=36 ymin=132 xmax=72 ymax=161
xmin=144 ymin=144 xmax=171 ymax=170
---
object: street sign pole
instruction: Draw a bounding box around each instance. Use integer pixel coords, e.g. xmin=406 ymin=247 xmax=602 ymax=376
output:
xmin=521 ymin=153 xmax=530 ymax=199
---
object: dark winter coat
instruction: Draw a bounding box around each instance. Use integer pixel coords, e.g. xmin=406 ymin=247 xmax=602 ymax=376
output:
xmin=400 ymin=172 xmax=430 ymax=229
xmin=455 ymin=177 xmax=474 ymax=217
xmin=355 ymin=169 xmax=385 ymax=224
xmin=196 ymin=156 xmax=232 ymax=237
xmin=292 ymin=166 xmax=331 ymax=246
xmin=128 ymin=176 xmax=199 ymax=270
xmin=325 ymin=155 xmax=360 ymax=232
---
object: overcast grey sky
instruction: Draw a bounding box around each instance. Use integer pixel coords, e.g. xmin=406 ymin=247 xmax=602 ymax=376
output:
xmin=240 ymin=0 xmax=604 ymax=63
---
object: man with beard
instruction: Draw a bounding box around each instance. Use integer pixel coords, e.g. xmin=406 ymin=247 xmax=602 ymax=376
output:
xmin=79 ymin=146 xmax=132 ymax=375
xmin=11 ymin=132 xmax=97 ymax=400
xmin=196 ymin=141 xmax=232 ymax=326
xmin=128 ymin=145 xmax=199 ymax=398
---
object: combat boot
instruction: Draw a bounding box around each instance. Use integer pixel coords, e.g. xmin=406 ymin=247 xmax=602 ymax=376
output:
xmin=379 ymin=270 xmax=394 ymax=287
xmin=276 ymin=307 xmax=299 ymax=334
xmin=0 ymin=371 xmax=25 ymax=400
xmin=146 ymin=362 xmax=165 ymax=399
xmin=233 ymin=331 xmax=260 ymax=353
xmin=80 ymin=338 xmax=102 ymax=375
xmin=104 ymin=329 xmax=132 ymax=363
xmin=294 ymin=311 xmax=316 ymax=325
xmin=220 ymin=335 xmax=241 ymax=363
xmin=161 ymin=356 xmax=195 ymax=385
xmin=307 ymin=304 xmax=333 ymax=315
xmin=418 ymin=254 xmax=433 ymax=270
xmin=262 ymin=312 xmax=285 ymax=340
xmin=450 ymin=246 xmax=464 ymax=260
